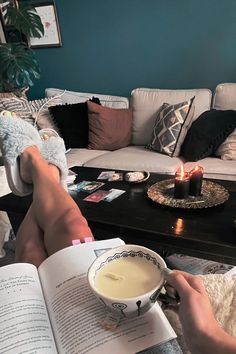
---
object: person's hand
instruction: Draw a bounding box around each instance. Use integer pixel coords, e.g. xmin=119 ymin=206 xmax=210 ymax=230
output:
xmin=165 ymin=270 xmax=236 ymax=354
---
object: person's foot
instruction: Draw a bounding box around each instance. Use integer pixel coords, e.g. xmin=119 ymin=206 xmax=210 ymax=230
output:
xmin=20 ymin=145 xmax=61 ymax=185
xmin=19 ymin=146 xmax=43 ymax=184
xmin=0 ymin=113 xmax=42 ymax=196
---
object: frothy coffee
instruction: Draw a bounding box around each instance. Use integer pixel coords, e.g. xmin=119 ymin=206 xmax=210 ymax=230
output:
xmin=95 ymin=257 xmax=161 ymax=298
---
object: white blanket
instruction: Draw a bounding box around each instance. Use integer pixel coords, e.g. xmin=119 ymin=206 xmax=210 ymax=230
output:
xmin=164 ymin=274 xmax=236 ymax=354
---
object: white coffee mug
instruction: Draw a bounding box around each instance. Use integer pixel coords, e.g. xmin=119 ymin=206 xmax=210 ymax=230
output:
xmin=87 ymin=244 xmax=166 ymax=318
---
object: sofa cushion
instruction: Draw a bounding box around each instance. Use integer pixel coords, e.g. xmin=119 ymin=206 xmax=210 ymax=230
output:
xmin=131 ymin=88 xmax=212 ymax=145
xmin=147 ymin=97 xmax=195 ymax=157
xmin=212 ymin=83 xmax=236 ymax=110
xmin=46 ymin=88 xmax=129 ymax=109
xmin=181 ymin=109 xmax=236 ymax=161
xmin=0 ymin=96 xmax=61 ymax=130
xmin=84 ymin=146 xmax=182 ymax=174
xmin=87 ymin=101 xmax=132 ymax=151
xmin=185 ymin=157 xmax=236 ymax=181
xmin=215 ymin=128 xmax=236 ymax=160
xmin=66 ymin=148 xmax=109 ymax=168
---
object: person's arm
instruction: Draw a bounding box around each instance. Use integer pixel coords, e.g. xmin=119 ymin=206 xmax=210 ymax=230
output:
xmin=165 ymin=270 xmax=236 ymax=354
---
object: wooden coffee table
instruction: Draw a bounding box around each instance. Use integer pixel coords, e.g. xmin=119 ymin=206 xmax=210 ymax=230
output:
xmin=1 ymin=166 xmax=236 ymax=265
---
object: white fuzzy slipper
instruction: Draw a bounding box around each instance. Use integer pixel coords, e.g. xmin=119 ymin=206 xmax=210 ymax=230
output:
xmin=39 ymin=128 xmax=59 ymax=140
xmin=0 ymin=114 xmax=42 ymax=196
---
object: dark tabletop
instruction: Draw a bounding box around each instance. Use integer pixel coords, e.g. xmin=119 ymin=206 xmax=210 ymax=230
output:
xmin=1 ymin=166 xmax=236 ymax=264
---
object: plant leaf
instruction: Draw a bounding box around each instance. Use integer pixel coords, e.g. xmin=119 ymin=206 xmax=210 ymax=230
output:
xmin=0 ymin=43 xmax=40 ymax=91
xmin=7 ymin=3 xmax=44 ymax=38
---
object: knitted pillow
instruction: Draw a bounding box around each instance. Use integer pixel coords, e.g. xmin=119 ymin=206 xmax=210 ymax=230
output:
xmin=49 ymin=97 xmax=101 ymax=149
xmin=181 ymin=110 xmax=236 ymax=161
xmin=0 ymin=96 xmax=62 ymax=131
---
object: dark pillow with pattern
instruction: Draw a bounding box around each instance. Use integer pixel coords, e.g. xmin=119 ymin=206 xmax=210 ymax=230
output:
xmin=49 ymin=97 xmax=100 ymax=149
xmin=147 ymin=97 xmax=195 ymax=157
xmin=181 ymin=109 xmax=236 ymax=161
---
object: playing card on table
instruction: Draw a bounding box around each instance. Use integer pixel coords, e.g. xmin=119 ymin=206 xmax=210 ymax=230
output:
xmin=83 ymin=190 xmax=110 ymax=202
xmin=97 ymin=171 xmax=115 ymax=180
xmin=81 ymin=181 xmax=105 ymax=193
xmin=103 ymin=188 xmax=126 ymax=202
xmin=68 ymin=181 xmax=90 ymax=192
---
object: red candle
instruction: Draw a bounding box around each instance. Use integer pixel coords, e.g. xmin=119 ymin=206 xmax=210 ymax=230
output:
xmin=174 ymin=165 xmax=190 ymax=199
xmin=189 ymin=165 xmax=204 ymax=197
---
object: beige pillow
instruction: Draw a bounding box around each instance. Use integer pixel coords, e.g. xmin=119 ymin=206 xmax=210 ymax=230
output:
xmin=87 ymin=101 xmax=132 ymax=150
xmin=216 ymin=128 xmax=236 ymax=160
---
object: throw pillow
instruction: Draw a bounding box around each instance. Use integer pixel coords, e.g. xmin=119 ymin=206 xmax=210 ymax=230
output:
xmin=215 ymin=128 xmax=236 ymax=160
xmin=0 ymin=96 xmax=62 ymax=131
xmin=0 ymin=89 xmax=28 ymax=111
xmin=181 ymin=109 xmax=236 ymax=161
xmin=87 ymin=101 xmax=132 ymax=150
xmin=147 ymin=97 xmax=195 ymax=157
xmin=48 ymin=98 xmax=101 ymax=149
xmin=49 ymin=102 xmax=88 ymax=149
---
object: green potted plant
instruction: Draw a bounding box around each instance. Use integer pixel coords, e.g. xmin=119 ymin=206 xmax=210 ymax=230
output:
xmin=0 ymin=0 xmax=44 ymax=94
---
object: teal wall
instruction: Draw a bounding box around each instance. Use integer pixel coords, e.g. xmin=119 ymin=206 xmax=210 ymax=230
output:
xmin=29 ymin=0 xmax=236 ymax=99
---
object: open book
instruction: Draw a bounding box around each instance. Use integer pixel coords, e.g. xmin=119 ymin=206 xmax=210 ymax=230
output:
xmin=0 ymin=238 xmax=176 ymax=354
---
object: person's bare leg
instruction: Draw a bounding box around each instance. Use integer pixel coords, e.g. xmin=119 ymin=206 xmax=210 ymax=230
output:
xmin=15 ymin=206 xmax=48 ymax=267
xmin=20 ymin=146 xmax=94 ymax=256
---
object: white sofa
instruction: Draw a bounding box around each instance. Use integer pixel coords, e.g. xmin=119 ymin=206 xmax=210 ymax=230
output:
xmin=46 ymin=83 xmax=236 ymax=181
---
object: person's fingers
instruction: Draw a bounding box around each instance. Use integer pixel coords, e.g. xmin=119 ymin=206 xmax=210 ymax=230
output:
xmin=187 ymin=275 xmax=206 ymax=293
xmin=165 ymin=271 xmax=195 ymax=298
xmin=165 ymin=270 xmax=206 ymax=296
xmin=174 ymin=271 xmax=206 ymax=292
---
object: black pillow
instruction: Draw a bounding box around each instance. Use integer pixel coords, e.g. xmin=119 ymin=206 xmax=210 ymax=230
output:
xmin=49 ymin=97 xmax=100 ymax=149
xmin=181 ymin=109 xmax=236 ymax=161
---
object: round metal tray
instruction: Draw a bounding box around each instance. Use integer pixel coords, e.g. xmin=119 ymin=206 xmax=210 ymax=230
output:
xmin=147 ymin=179 xmax=229 ymax=209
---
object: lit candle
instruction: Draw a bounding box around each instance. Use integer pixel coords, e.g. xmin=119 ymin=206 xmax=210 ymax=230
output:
xmin=174 ymin=165 xmax=190 ymax=199
xmin=189 ymin=165 xmax=204 ymax=197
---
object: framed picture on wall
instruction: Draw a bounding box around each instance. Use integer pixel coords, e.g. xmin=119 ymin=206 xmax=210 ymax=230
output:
xmin=0 ymin=0 xmax=28 ymax=44
xmin=0 ymin=16 xmax=6 ymax=43
xmin=0 ymin=0 xmax=15 ymax=25
xmin=29 ymin=1 xmax=62 ymax=48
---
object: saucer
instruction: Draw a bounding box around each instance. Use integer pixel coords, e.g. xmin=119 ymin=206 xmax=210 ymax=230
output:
xmin=125 ymin=171 xmax=150 ymax=183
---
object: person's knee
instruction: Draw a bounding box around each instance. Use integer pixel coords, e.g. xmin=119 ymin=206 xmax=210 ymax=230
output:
xmin=58 ymin=208 xmax=88 ymax=235
xmin=16 ymin=238 xmax=47 ymax=267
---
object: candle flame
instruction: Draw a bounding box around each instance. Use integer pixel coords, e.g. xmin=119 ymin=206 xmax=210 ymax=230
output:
xmin=180 ymin=164 xmax=185 ymax=180
xmin=191 ymin=165 xmax=204 ymax=174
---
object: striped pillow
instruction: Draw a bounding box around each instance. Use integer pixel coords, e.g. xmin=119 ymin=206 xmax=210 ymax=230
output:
xmin=0 ymin=96 xmax=62 ymax=130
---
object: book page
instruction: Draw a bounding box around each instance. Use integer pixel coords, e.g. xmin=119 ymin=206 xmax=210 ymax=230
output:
xmin=0 ymin=263 xmax=57 ymax=353
xmin=38 ymin=239 xmax=176 ymax=354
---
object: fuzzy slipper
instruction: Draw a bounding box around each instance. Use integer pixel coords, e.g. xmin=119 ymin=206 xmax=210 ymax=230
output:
xmin=41 ymin=136 xmax=68 ymax=189
xmin=39 ymin=128 xmax=59 ymax=140
xmin=0 ymin=114 xmax=42 ymax=196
